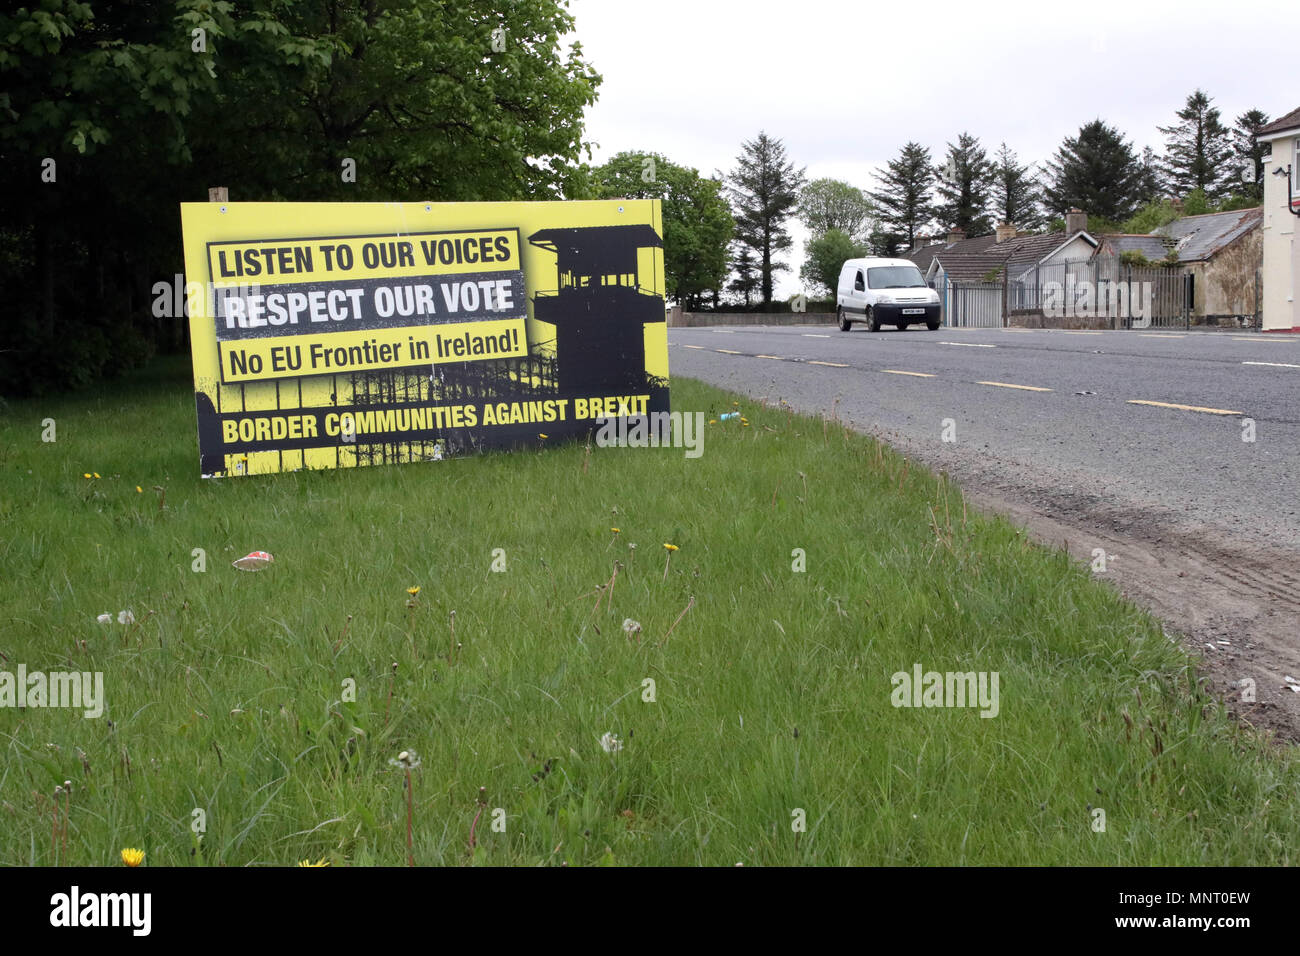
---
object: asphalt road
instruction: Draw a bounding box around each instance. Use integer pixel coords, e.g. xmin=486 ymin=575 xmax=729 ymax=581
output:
xmin=670 ymin=323 xmax=1300 ymax=736
xmin=670 ymin=324 xmax=1300 ymax=551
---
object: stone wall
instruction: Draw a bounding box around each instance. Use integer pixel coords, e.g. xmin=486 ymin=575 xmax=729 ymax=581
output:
xmin=667 ymin=308 xmax=836 ymax=328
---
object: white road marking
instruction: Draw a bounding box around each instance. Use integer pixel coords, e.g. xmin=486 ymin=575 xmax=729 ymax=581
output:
xmin=882 ymin=370 xmax=935 ymax=378
xmin=977 ymin=381 xmax=1053 ymax=392
xmin=802 ymin=333 xmax=832 ymax=338
xmin=1243 ymin=360 xmax=1300 ymax=369
xmin=682 ymin=345 xmax=705 ymax=349
xmin=1138 ymin=333 xmax=1184 ymax=338
xmin=938 ymin=341 xmax=996 ymax=348
xmin=1061 ymin=331 xmax=1103 ymax=335
xmin=1127 ymin=400 xmax=1241 ymax=416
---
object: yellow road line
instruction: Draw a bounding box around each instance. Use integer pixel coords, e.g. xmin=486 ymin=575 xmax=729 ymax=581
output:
xmin=977 ymin=381 xmax=1053 ymax=392
xmin=808 ymin=360 xmax=848 ymax=367
xmin=716 ymin=349 xmax=741 ymax=354
xmin=682 ymin=345 xmax=705 ymax=349
xmin=1127 ymin=399 xmax=1241 ymax=416
xmin=882 ymin=369 xmax=935 ymax=378
xmin=755 ymin=354 xmax=783 ymax=360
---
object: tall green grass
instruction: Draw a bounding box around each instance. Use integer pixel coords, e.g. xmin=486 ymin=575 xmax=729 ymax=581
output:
xmin=0 ymin=358 xmax=1295 ymax=866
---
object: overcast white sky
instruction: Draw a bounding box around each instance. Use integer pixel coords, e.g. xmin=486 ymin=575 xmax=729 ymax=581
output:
xmin=566 ymin=0 xmax=1295 ymax=298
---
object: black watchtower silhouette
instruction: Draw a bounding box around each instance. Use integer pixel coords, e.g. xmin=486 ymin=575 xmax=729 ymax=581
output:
xmin=528 ymin=224 xmax=665 ymax=393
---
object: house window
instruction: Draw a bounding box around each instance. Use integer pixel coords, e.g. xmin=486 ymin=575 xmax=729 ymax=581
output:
xmin=1294 ymin=138 xmax=1300 ymax=195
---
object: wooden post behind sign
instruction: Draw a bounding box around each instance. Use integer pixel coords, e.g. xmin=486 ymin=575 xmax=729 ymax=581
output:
xmin=208 ymin=187 xmax=228 ymax=203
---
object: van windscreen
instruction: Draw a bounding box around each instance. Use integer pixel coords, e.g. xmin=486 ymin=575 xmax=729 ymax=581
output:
xmin=867 ymin=266 xmax=925 ymax=289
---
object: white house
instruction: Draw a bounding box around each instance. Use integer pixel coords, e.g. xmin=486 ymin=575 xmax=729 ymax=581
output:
xmin=1258 ymin=106 xmax=1300 ymax=332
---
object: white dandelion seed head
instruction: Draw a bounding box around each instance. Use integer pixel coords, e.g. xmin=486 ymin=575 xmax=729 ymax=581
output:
xmin=389 ymin=749 xmax=421 ymax=770
xmin=117 ymin=609 xmax=135 ymax=625
xmin=96 ymin=613 xmax=112 ymax=624
xmin=621 ymin=619 xmax=642 ymax=635
xmin=599 ymin=732 xmax=623 ymax=754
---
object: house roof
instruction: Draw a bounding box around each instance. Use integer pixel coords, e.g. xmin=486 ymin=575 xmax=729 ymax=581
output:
xmin=931 ymin=253 xmax=1013 ymax=281
xmin=902 ymin=242 xmax=945 ymax=273
xmin=1097 ymin=235 xmax=1174 ymax=260
xmin=1157 ymin=207 xmax=1262 ymax=261
xmin=1256 ymin=106 xmax=1300 ymax=140
xmin=931 ymin=229 xmax=1098 ymax=281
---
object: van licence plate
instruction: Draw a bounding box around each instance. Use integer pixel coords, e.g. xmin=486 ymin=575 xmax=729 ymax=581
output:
xmin=902 ymin=308 xmax=925 ymax=315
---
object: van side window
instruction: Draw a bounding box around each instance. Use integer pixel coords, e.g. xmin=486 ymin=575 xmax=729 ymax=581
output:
xmin=854 ymin=271 xmax=864 ymax=291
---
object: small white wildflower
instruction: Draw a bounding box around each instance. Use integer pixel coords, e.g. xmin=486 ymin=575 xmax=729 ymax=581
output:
xmin=621 ymin=619 xmax=642 ymax=637
xmin=599 ymin=732 xmax=622 ymax=754
xmin=96 ymin=613 xmax=112 ymax=624
xmin=117 ymin=609 xmax=135 ymax=625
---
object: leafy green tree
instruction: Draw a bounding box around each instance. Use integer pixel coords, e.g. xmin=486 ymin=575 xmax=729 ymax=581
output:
xmin=868 ymin=142 xmax=934 ymax=249
xmin=991 ymin=143 xmax=1041 ymax=230
xmin=797 ymin=178 xmax=874 ymax=241
xmin=1 ymin=0 xmax=602 ymax=395
xmin=1042 ymin=119 xmax=1143 ymax=223
xmin=934 ymin=133 xmax=995 ymax=236
xmin=1157 ymin=90 xmax=1233 ymax=203
xmin=593 ymin=152 xmax=733 ymax=309
xmin=726 ymin=131 xmax=806 ymax=309
xmin=800 ymin=229 xmax=867 ymax=298
xmin=1232 ymin=108 xmax=1271 ymax=203
xmin=1132 ymin=146 xmax=1165 ymax=206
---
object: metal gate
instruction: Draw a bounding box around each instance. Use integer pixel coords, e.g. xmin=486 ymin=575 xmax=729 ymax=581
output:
xmin=943 ymin=279 xmax=1004 ymax=328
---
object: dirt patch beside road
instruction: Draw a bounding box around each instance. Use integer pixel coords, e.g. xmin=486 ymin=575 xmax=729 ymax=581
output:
xmin=885 ymin=434 xmax=1300 ymax=744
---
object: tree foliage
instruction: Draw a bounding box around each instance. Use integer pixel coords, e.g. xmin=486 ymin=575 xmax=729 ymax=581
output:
xmin=726 ymin=131 xmax=805 ymax=309
xmin=1042 ymin=119 xmax=1143 ymax=223
xmin=1232 ymin=108 xmax=1271 ymax=203
xmin=1157 ymin=89 xmax=1233 ymax=203
xmin=0 ymin=0 xmax=601 ymax=395
xmin=592 ymin=151 xmax=733 ymax=309
xmin=933 ymin=133 xmax=995 ymax=236
xmin=991 ymin=143 xmax=1041 ymax=230
xmin=797 ymin=178 xmax=873 ymax=241
xmin=868 ymin=142 xmax=933 ymax=250
xmin=800 ymin=229 xmax=866 ymax=299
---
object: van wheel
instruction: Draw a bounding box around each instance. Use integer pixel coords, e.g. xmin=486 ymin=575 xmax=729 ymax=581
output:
xmin=926 ymin=319 xmax=941 ymax=331
xmin=868 ymin=308 xmax=882 ymax=332
xmin=837 ymin=309 xmax=851 ymax=332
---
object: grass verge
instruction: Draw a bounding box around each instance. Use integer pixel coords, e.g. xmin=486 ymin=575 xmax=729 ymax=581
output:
xmin=0 ymin=357 xmax=1295 ymax=865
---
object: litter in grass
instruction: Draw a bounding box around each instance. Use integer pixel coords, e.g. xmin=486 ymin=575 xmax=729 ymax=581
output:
xmin=233 ymin=551 xmax=274 ymax=571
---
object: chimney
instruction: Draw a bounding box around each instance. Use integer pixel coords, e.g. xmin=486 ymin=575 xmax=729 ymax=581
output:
xmin=946 ymin=226 xmax=966 ymax=245
xmin=911 ymin=235 xmax=929 ymax=253
xmin=1170 ymin=197 xmax=1184 ymax=216
xmin=1065 ymin=208 xmax=1087 ymax=235
xmin=995 ymin=222 xmax=1017 ymax=243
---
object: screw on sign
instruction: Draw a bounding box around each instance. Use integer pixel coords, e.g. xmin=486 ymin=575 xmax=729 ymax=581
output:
xmin=233 ymin=551 xmax=275 ymax=571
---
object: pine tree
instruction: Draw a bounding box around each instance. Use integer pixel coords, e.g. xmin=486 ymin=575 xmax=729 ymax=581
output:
xmin=1158 ymin=89 xmax=1233 ymax=202
xmin=1232 ymin=109 xmax=1271 ymax=203
xmin=1043 ymin=120 xmax=1143 ymax=223
xmin=727 ymin=244 xmax=760 ymax=309
xmin=868 ymin=142 xmax=934 ymax=249
xmin=991 ymin=143 xmax=1041 ymax=230
xmin=934 ymin=133 xmax=995 ymax=236
xmin=1133 ymin=146 xmax=1164 ymax=206
xmin=726 ymin=131 xmax=806 ymax=309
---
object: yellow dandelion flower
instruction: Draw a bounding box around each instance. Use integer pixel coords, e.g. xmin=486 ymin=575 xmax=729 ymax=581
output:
xmin=610 ymin=527 xmax=620 ymax=534
xmin=120 ymin=848 xmax=145 ymax=867
xmin=539 ymin=433 xmax=548 ymax=439
xmin=708 ymin=419 xmax=718 ymax=425
xmin=407 ymin=586 xmax=420 ymax=596
xmin=297 ymin=858 xmax=330 ymax=867
xmin=136 ymin=485 xmax=143 ymax=493
xmin=663 ymin=543 xmax=679 ymax=552
xmin=83 ymin=473 xmax=92 ymax=479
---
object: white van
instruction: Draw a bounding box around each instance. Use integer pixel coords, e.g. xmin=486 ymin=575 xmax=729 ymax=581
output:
xmin=836 ymin=258 xmax=941 ymax=332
